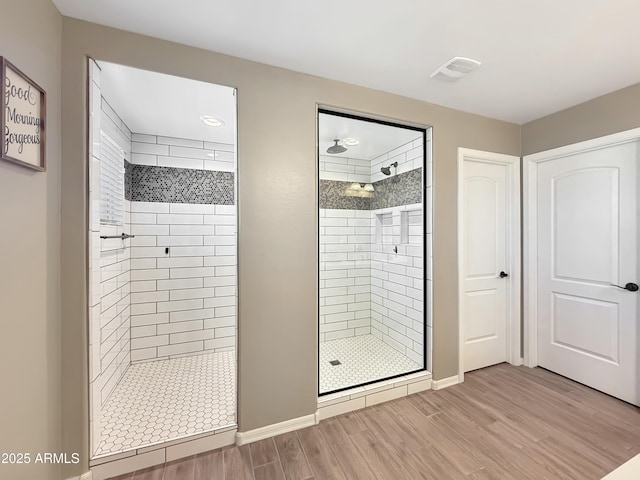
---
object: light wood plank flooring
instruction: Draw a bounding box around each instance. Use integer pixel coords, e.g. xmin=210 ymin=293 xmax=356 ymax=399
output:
xmin=110 ymin=364 xmax=640 ymax=480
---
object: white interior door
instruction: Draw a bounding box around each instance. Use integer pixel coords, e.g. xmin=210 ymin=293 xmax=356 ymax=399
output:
xmin=533 ymin=138 xmax=639 ymax=405
xmin=460 ymin=150 xmax=520 ymax=374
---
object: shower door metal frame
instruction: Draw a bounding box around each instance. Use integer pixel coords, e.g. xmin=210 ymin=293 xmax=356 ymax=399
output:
xmin=316 ymin=107 xmax=430 ymax=396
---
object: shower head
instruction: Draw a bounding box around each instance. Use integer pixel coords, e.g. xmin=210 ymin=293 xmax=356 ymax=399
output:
xmin=381 ymin=161 xmax=398 ymax=176
xmin=326 ymin=139 xmax=347 ymax=154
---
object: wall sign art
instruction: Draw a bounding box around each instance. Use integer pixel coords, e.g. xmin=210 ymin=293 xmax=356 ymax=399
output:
xmin=1 ymin=57 xmax=46 ymax=171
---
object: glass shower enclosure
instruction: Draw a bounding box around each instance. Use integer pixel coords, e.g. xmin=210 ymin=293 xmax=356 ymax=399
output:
xmin=318 ymin=109 xmax=429 ymax=395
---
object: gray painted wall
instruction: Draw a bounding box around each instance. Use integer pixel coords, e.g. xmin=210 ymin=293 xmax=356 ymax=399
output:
xmin=59 ymin=18 xmax=521 ymax=477
xmin=522 ymin=82 xmax=640 ymax=155
xmin=7 ymin=5 xmax=638 ymax=479
xmin=0 ymin=4 xmax=524 ymax=479
xmin=0 ymin=1 xmax=62 ymax=479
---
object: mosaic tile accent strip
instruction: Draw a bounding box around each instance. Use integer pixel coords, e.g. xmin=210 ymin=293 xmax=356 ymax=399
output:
xmin=370 ymin=167 xmax=422 ymax=210
xmin=124 ymin=159 xmax=132 ymax=201
xmin=319 ymin=334 xmax=422 ymax=394
xmin=131 ymin=164 xmax=234 ymax=205
xmin=319 ymin=180 xmax=372 ymax=210
xmin=319 ymin=167 xmax=422 ymax=210
xmin=95 ymin=351 xmax=236 ymax=456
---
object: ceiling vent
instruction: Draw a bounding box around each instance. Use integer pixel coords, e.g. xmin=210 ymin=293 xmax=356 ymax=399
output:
xmin=430 ymin=57 xmax=482 ymax=82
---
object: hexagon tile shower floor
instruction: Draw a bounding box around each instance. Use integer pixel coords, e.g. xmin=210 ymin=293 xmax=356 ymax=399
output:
xmin=319 ymin=334 xmax=421 ymax=394
xmin=95 ymin=351 xmax=236 ymax=456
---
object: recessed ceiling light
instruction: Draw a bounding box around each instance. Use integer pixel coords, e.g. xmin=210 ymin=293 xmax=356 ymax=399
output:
xmin=206 ymin=152 xmax=216 ymax=158
xmin=200 ymin=115 xmax=225 ymax=127
xmin=343 ymin=137 xmax=360 ymax=146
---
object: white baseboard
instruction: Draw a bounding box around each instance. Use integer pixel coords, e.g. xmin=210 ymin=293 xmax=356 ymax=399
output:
xmin=511 ymin=357 xmax=524 ymax=367
xmin=235 ymin=414 xmax=317 ymax=445
xmin=432 ymin=375 xmax=460 ymax=390
xmin=66 ymin=472 xmax=92 ymax=480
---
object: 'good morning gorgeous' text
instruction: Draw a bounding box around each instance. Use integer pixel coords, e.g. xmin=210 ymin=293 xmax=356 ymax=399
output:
xmin=4 ymin=74 xmax=37 ymax=107
xmin=4 ymin=75 xmax=41 ymax=155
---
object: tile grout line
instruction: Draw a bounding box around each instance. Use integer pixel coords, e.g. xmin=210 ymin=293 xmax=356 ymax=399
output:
xmin=295 ymin=430 xmax=315 ymax=479
xmin=245 ymin=442 xmax=256 ymax=480
xmin=272 ymin=434 xmax=287 ymax=480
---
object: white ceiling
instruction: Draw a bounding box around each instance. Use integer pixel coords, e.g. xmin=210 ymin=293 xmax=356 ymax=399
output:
xmin=99 ymin=61 xmax=236 ymax=144
xmin=319 ymin=112 xmax=421 ymax=160
xmin=99 ymin=58 xmax=418 ymax=156
xmin=54 ymin=0 xmax=640 ymax=124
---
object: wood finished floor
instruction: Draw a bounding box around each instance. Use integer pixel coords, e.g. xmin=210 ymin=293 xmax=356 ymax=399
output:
xmin=110 ymin=364 xmax=640 ymax=480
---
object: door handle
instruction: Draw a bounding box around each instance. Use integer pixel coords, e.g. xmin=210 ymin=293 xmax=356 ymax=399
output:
xmin=612 ymin=282 xmax=639 ymax=292
xmin=499 ymin=271 xmax=508 ymax=278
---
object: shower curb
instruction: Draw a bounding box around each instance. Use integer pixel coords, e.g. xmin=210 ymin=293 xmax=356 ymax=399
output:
xmin=316 ymin=370 xmax=432 ymax=421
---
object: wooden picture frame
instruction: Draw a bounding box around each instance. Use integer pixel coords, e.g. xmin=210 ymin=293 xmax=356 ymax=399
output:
xmin=1 ymin=57 xmax=46 ymax=171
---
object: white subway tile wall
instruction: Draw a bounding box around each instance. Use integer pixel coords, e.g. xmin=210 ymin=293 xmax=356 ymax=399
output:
xmin=370 ymin=137 xmax=424 ymax=183
xmin=371 ymin=205 xmax=424 ymax=364
xmin=97 ymin=95 xmax=133 ymax=407
xmin=88 ymin=61 xmax=133 ymax=455
xmin=130 ymin=134 xmax=234 ymax=172
xmin=129 ymin=202 xmax=236 ymax=363
xmin=319 ymin=205 xmax=424 ymax=362
xmin=101 ymin=100 xmax=133 ymax=162
xmin=319 ymin=137 xmax=422 ymax=185
xmin=319 ymin=209 xmax=373 ymax=341
xmin=319 ymin=155 xmax=371 ymax=183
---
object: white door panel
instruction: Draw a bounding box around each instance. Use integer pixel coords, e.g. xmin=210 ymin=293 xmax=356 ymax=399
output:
xmin=553 ymin=167 xmax=618 ymax=283
xmin=536 ymin=140 xmax=638 ymax=405
xmin=465 ymin=289 xmax=501 ymax=342
xmin=552 ymin=292 xmax=619 ymax=363
xmin=466 ymin=176 xmax=500 ymax=277
xmin=461 ymin=155 xmax=517 ymax=373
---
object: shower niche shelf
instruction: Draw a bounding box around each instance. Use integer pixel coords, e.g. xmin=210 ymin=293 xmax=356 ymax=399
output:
xmin=374 ymin=205 xmax=421 ymax=246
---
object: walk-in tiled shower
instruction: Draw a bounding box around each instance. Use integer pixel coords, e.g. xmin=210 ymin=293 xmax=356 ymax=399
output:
xmin=88 ymin=60 xmax=237 ymax=458
xmin=318 ymin=110 xmax=431 ymax=395
xmin=94 ymin=352 xmax=235 ymax=456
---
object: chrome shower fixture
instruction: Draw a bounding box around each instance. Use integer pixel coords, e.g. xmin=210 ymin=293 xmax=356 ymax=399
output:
xmin=326 ymin=139 xmax=347 ymax=154
xmin=380 ymin=161 xmax=398 ymax=176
